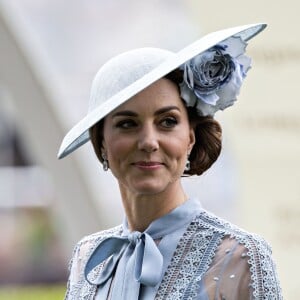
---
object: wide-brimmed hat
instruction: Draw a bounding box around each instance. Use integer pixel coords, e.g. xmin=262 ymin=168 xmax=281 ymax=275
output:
xmin=58 ymin=23 xmax=266 ymax=159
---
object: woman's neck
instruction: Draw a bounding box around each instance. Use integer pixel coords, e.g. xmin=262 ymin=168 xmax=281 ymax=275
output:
xmin=119 ymin=182 xmax=187 ymax=232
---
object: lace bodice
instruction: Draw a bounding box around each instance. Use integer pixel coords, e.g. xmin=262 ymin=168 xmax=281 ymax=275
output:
xmin=64 ymin=200 xmax=282 ymax=299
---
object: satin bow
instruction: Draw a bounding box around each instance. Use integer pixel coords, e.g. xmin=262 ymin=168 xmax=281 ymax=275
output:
xmin=84 ymin=231 xmax=163 ymax=287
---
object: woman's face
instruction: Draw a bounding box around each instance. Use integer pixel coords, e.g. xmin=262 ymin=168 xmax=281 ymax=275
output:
xmin=102 ymin=78 xmax=195 ymax=197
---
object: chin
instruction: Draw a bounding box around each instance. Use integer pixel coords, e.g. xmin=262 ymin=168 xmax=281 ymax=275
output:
xmin=131 ymin=180 xmax=170 ymax=196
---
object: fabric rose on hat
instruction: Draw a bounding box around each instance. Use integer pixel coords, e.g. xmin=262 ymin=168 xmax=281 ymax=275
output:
xmin=180 ymin=36 xmax=251 ymax=116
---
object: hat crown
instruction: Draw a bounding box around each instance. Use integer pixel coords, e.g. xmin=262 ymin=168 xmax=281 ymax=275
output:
xmin=88 ymin=48 xmax=174 ymax=112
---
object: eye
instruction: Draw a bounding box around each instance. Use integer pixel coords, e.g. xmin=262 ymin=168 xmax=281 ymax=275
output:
xmin=115 ymin=119 xmax=137 ymax=129
xmin=160 ymin=117 xmax=178 ymax=128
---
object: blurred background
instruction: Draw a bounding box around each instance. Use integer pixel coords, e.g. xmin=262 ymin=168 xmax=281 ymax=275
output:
xmin=0 ymin=0 xmax=299 ymax=299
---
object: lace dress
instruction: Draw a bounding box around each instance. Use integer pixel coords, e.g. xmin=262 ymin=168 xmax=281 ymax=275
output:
xmin=65 ymin=198 xmax=282 ymax=299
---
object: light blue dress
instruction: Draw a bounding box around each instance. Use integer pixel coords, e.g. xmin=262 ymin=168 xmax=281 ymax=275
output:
xmin=65 ymin=198 xmax=282 ymax=299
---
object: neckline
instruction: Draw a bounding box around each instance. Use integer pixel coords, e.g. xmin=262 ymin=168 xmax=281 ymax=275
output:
xmin=122 ymin=198 xmax=202 ymax=239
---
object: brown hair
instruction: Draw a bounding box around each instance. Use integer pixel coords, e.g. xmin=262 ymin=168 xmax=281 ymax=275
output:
xmin=184 ymin=108 xmax=222 ymax=175
xmin=165 ymin=70 xmax=222 ymax=176
xmin=89 ymin=70 xmax=222 ymax=176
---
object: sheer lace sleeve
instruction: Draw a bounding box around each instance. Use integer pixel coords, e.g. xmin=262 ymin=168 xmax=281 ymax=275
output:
xmin=202 ymin=236 xmax=282 ymax=300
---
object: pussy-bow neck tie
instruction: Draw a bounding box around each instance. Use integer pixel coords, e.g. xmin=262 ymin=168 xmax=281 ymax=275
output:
xmin=85 ymin=230 xmax=163 ymax=287
xmin=84 ymin=199 xmax=201 ymax=299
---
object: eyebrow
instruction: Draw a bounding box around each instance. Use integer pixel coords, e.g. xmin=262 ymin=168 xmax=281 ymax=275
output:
xmin=111 ymin=106 xmax=181 ymax=118
xmin=154 ymin=106 xmax=180 ymax=116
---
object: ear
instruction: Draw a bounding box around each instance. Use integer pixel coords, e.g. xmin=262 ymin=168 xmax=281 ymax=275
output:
xmin=101 ymin=137 xmax=107 ymax=153
xmin=188 ymin=127 xmax=196 ymax=153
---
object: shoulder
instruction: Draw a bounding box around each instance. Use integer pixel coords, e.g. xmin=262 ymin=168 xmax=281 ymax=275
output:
xmin=74 ymin=225 xmax=123 ymax=258
xmin=193 ymin=209 xmax=282 ymax=299
xmin=196 ymin=208 xmax=271 ymax=250
xmin=70 ymin=224 xmax=123 ymax=273
xmin=64 ymin=225 xmax=122 ymax=299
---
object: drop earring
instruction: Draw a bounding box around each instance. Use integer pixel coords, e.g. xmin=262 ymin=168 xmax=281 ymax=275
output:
xmin=102 ymin=153 xmax=109 ymax=171
xmin=185 ymin=154 xmax=191 ymax=172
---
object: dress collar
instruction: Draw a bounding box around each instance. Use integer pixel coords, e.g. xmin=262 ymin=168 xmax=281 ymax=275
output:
xmin=122 ymin=197 xmax=202 ymax=239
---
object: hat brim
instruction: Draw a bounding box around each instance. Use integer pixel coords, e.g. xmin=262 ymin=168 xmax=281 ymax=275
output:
xmin=58 ymin=23 xmax=266 ymax=159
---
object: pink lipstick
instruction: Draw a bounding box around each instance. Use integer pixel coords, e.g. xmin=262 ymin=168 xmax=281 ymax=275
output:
xmin=134 ymin=161 xmax=163 ymax=170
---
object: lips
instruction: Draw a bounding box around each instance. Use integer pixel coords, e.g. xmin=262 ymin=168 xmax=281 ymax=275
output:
xmin=133 ymin=161 xmax=164 ymax=169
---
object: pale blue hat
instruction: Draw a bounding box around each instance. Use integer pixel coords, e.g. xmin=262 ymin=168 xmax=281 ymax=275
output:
xmin=58 ymin=23 xmax=266 ymax=159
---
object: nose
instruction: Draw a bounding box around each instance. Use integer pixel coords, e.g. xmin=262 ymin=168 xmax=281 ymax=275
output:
xmin=137 ymin=124 xmax=159 ymax=153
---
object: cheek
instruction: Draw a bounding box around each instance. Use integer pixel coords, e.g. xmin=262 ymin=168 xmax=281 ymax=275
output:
xmin=105 ymin=138 xmax=134 ymax=162
xmin=163 ymin=136 xmax=190 ymax=162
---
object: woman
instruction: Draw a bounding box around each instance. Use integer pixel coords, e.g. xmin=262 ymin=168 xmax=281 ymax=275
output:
xmin=58 ymin=23 xmax=282 ymax=299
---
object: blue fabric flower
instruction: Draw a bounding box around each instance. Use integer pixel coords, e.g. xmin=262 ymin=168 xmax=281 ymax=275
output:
xmin=180 ymin=36 xmax=251 ymax=116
